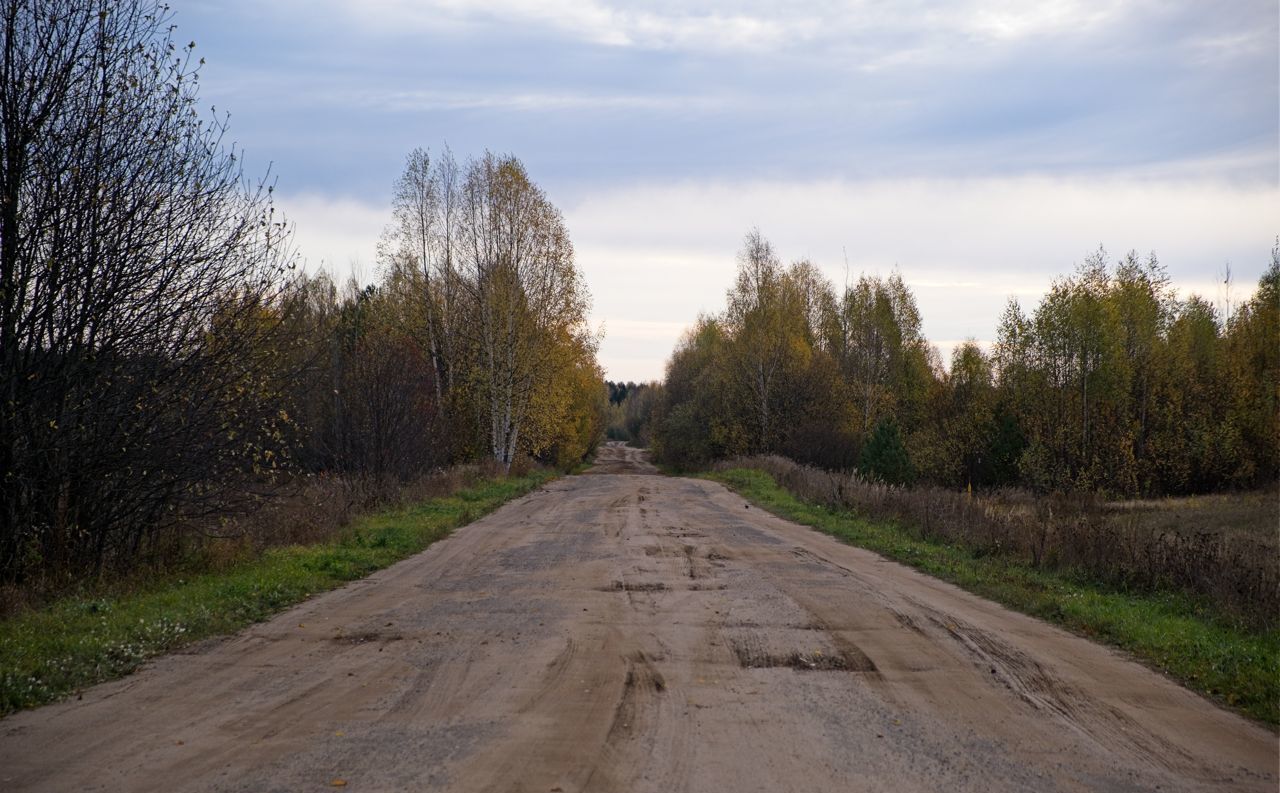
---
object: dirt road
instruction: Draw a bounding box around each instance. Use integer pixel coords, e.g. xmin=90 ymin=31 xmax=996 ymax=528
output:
xmin=1 ymin=443 xmax=1274 ymax=791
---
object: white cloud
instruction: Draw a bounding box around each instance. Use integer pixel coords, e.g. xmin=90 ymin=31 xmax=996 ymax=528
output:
xmin=599 ymin=318 xmax=692 ymax=341
xmin=277 ymin=192 xmax=386 ymax=284
xmin=286 ymin=0 xmax=1166 ymax=57
xmin=965 ymin=0 xmax=1118 ymax=41
xmin=1187 ymin=27 xmax=1276 ymax=65
xmin=345 ymin=89 xmax=737 ymax=114
xmin=566 ymin=176 xmax=1277 ymax=379
xmin=312 ymin=0 xmax=816 ymax=52
xmin=275 ymin=177 xmax=1277 ymax=382
xmin=565 ymin=176 xmax=1278 ymax=275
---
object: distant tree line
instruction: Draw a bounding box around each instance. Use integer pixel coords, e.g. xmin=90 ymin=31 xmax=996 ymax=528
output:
xmin=605 ymin=381 xmax=660 ymax=446
xmin=653 ymin=229 xmax=1278 ymax=496
xmin=0 ymin=0 xmax=603 ymax=586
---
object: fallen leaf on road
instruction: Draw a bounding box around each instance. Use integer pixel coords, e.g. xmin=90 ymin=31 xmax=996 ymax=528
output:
xmin=331 ymin=779 xmax=347 ymax=787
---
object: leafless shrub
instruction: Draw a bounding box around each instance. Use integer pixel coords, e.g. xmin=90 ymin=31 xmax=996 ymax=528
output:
xmin=174 ymin=463 xmax=495 ymax=562
xmin=0 ymin=460 xmax=525 ymax=617
xmin=400 ymin=465 xmax=481 ymax=503
xmin=720 ymin=456 xmax=1279 ymax=626
xmin=0 ymin=0 xmax=298 ymax=584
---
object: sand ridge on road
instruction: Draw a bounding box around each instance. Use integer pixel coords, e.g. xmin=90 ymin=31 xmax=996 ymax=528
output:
xmin=581 ymin=442 xmax=658 ymax=476
xmin=1 ymin=442 xmax=1274 ymax=791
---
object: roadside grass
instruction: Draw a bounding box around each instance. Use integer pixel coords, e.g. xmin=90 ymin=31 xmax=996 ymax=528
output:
xmin=707 ymin=467 xmax=1280 ymax=727
xmin=0 ymin=471 xmax=552 ymax=716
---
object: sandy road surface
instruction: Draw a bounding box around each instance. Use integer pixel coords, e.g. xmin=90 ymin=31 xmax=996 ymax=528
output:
xmin=2 ymin=443 xmax=1275 ymax=791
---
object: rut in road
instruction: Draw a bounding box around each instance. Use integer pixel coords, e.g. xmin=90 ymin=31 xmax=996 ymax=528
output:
xmin=1 ymin=442 xmax=1274 ymax=792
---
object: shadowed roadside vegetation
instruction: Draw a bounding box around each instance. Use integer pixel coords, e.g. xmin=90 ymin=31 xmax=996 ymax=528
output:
xmin=0 ymin=469 xmax=551 ymax=715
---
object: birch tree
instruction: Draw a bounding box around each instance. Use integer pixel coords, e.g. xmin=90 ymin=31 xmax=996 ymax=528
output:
xmin=379 ymin=148 xmax=465 ymax=418
xmin=455 ymin=153 xmax=590 ymax=470
xmin=830 ymin=272 xmax=930 ymax=434
xmin=723 ymin=229 xmax=788 ymax=451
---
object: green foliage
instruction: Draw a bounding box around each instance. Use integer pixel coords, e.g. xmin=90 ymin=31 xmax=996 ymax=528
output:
xmin=858 ymin=418 xmax=915 ymax=485
xmin=709 ymin=467 xmax=1280 ymax=725
xmin=1223 ymin=247 xmax=1280 ymax=485
xmin=655 ymin=402 xmax=716 ymax=471
xmin=604 ymin=381 xmax=661 ymax=446
xmin=653 ymin=233 xmax=861 ymax=471
xmin=983 ymin=407 xmax=1028 ymax=487
xmin=656 ymin=230 xmax=1278 ymax=498
xmin=282 ymin=276 xmax=445 ymax=480
xmin=532 ymin=340 xmax=608 ymax=471
xmin=652 ymin=317 xmax=745 ymax=470
xmin=996 ymin=247 xmax=1278 ymax=494
xmin=835 ymin=270 xmax=935 ymax=435
xmin=0 ymin=471 xmax=551 ymax=716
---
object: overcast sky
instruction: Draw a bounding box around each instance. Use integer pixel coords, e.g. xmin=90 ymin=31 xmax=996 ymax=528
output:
xmin=178 ymin=0 xmax=1278 ymax=381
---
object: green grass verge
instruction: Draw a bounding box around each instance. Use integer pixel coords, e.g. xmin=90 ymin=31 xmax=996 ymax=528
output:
xmin=0 ymin=471 xmax=552 ymax=716
xmin=707 ymin=468 xmax=1280 ymax=727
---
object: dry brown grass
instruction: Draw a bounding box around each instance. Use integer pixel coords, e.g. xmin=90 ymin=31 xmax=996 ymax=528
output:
xmin=718 ymin=456 xmax=1279 ymax=626
xmin=0 ymin=460 xmax=537 ymax=618
xmin=185 ymin=465 xmax=490 ymax=557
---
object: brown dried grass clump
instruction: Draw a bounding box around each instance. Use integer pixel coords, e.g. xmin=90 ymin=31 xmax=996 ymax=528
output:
xmin=0 ymin=461 xmax=541 ymax=619
xmin=167 ymin=464 xmax=497 ymax=574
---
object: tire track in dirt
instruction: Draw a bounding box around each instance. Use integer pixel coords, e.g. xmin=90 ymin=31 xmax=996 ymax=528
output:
xmin=0 ymin=442 xmax=1273 ymax=792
